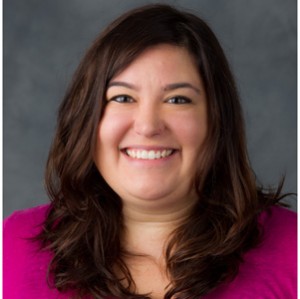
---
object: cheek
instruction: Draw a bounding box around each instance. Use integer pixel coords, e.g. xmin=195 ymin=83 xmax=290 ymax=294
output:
xmin=97 ymin=111 xmax=131 ymax=148
xmin=170 ymin=111 xmax=207 ymax=151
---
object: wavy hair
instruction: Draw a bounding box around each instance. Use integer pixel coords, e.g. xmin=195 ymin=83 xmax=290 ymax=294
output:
xmin=38 ymin=4 xmax=286 ymax=299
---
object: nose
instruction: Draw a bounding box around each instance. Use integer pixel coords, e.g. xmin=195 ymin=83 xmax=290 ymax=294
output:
xmin=133 ymin=103 xmax=165 ymax=137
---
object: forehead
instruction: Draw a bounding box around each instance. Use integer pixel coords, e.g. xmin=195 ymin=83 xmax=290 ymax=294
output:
xmin=110 ymin=44 xmax=201 ymax=85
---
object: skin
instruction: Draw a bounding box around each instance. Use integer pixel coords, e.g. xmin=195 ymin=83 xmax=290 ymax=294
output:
xmin=94 ymin=44 xmax=208 ymax=297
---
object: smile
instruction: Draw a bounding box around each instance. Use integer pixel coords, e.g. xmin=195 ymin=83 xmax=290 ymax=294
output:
xmin=125 ymin=149 xmax=175 ymax=160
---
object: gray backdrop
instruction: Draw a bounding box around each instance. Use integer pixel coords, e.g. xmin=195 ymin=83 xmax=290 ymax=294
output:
xmin=4 ymin=0 xmax=297 ymax=217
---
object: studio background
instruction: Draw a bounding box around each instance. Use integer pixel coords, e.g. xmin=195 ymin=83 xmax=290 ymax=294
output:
xmin=4 ymin=0 xmax=297 ymax=217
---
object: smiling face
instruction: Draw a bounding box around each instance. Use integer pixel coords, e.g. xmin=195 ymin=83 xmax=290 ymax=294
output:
xmin=94 ymin=44 xmax=207 ymax=212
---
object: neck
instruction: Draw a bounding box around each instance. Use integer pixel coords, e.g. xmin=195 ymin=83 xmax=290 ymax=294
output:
xmin=121 ymin=196 xmax=197 ymax=259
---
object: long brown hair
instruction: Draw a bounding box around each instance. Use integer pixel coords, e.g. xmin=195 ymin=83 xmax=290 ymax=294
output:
xmin=38 ymin=4 xmax=286 ymax=298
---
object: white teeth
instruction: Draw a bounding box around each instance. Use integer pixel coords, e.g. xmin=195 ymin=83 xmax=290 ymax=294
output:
xmin=126 ymin=149 xmax=173 ymax=160
xmin=141 ymin=150 xmax=148 ymax=159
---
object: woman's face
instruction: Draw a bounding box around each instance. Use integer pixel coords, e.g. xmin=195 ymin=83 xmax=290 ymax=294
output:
xmin=94 ymin=44 xmax=207 ymax=210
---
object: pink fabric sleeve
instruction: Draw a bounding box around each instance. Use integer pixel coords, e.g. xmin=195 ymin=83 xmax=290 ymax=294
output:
xmin=204 ymin=206 xmax=297 ymax=299
xmin=3 ymin=205 xmax=69 ymax=299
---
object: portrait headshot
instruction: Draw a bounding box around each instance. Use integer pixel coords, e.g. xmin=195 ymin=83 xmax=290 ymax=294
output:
xmin=4 ymin=1 xmax=296 ymax=299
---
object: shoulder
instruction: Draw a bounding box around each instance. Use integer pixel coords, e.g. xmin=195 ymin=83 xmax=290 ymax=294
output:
xmin=205 ymin=206 xmax=297 ymax=299
xmin=3 ymin=204 xmax=52 ymax=258
xmin=260 ymin=205 xmax=297 ymax=229
xmin=3 ymin=204 xmax=68 ymax=299
xmin=239 ymin=206 xmax=297 ymax=298
xmin=258 ymin=206 xmax=297 ymax=256
xmin=4 ymin=204 xmax=51 ymax=239
xmin=3 ymin=205 xmax=102 ymax=299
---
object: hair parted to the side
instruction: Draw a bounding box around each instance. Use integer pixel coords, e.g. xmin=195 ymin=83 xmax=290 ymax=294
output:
xmin=38 ymin=4 xmax=287 ymax=299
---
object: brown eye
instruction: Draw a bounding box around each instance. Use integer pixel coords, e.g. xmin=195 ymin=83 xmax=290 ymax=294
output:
xmin=110 ymin=95 xmax=134 ymax=103
xmin=167 ymin=96 xmax=191 ymax=104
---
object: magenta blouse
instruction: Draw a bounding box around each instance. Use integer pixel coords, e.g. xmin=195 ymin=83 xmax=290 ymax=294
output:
xmin=4 ymin=204 xmax=297 ymax=299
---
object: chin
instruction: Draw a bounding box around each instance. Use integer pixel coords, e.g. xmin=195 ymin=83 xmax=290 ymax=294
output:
xmin=132 ymin=190 xmax=172 ymax=201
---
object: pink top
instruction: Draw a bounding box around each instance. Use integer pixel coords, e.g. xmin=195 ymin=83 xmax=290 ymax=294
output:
xmin=3 ymin=205 xmax=297 ymax=299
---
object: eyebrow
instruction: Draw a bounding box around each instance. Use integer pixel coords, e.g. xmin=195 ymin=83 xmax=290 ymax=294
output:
xmin=163 ymin=83 xmax=201 ymax=94
xmin=108 ymin=81 xmax=138 ymax=90
xmin=107 ymin=81 xmax=201 ymax=94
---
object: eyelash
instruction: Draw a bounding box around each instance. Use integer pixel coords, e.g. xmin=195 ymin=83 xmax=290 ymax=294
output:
xmin=108 ymin=95 xmax=192 ymax=104
xmin=166 ymin=96 xmax=192 ymax=104
xmin=109 ymin=95 xmax=134 ymax=103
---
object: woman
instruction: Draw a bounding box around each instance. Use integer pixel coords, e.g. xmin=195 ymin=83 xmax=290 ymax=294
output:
xmin=4 ymin=4 xmax=296 ymax=299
